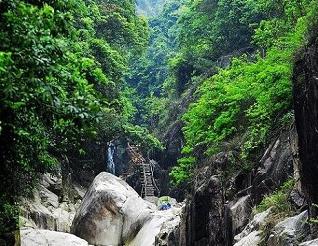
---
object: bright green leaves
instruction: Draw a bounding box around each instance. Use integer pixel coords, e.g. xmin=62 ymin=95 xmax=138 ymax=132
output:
xmin=170 ymin=156 xmax=196 ymax=186
xmin=123 ymin=124 xmax=163 ymax=151
xmin=170 ymin=0 xmax=317 ymax=186
xmin=0 ymin=0 xmax=146 ymax=192
xmin=0 ymin=0 xmax=152 ymax=236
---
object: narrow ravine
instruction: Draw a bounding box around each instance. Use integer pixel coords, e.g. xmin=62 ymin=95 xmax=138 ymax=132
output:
xmin=2 ymin=0 xmax=318 ymax=246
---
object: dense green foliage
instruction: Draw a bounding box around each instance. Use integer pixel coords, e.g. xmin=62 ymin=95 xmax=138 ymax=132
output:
xmin=1 ymin=0 xmax=318 ymax=239
xmin=255 ymin=179 xmax=295 ymax=214
xmin=0 ymin=0 xmax=151 ymax=236
xmin=170 ymin=0 xmax=318 ymax=185
xmin=127 ymin=0 xmax=183 ymax=130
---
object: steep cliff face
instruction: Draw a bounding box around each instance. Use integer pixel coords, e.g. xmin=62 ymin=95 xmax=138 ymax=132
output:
xmin=177 ymin=130 xmax=298 ymax=245
xmin=293 ymin=27 xmax=318 ymax=232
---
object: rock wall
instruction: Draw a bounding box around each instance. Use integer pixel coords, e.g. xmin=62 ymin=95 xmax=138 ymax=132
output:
xmin=177 ymin=130 xmax=297 ymax=245
xmin=19 ymin=173 xmax=86 ymax=233
xmin=293 ymin=26 xmax=318 ymax=232
xmin=180 ymin=175 xmax=226 ymax=246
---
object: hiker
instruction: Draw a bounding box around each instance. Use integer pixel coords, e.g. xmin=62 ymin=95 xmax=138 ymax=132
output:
xmin=158 ymin=196 xmax=172 ymax=210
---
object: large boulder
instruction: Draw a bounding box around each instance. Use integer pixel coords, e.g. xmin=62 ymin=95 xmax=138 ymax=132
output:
xmin=234 ymin=207 xmax=272 ymax=245
xmin=71 ymin=172 xmax=162 ymax=245
xmin=20 ymin=229 xmax=89 ymax=246
xmin=267 ymin=211 xmax=309 ymax=246
xmin=131 ymin=206 xmax=183 ymax=246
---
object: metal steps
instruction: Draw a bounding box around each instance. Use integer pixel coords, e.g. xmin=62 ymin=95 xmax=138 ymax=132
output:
xmin=126 ymin=144 xmax=160 ymax=199
xmin=140 ymin=163 xmax=157 ymax=198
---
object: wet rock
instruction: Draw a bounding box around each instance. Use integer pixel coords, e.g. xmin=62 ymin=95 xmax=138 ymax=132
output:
xmin=179 ymin=175 xmax=226 ymax=246
xmin=20 ymin=228 xmax=89 ymax=246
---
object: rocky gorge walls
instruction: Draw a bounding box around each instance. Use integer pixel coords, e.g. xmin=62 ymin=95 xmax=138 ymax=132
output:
xmin=173 ymin=25 xmax=318 ymax=246
xmin=294 ymin=25 xmax=318 ymax=236
xmin=175 ymin=128 xmax=310 ymax=246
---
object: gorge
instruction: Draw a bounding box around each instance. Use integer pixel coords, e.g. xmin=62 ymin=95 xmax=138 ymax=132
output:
xmin=1 ymin=0 xmax=318 ymax=246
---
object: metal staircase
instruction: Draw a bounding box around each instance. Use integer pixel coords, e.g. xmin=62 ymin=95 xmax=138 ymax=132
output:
xmin=140 ymin=163 xmax=155 ymax=197
xmin=126 ymin=144 xmax=159 ymax=200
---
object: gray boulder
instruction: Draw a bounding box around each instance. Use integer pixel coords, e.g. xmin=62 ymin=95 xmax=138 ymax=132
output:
xmin=268 ymin=211 xmax=309 ymax=246
xmin=300 ymin=238 xmax=318 ymax=245
xmin=20 ymin=229 xmax=89 ymax=246
xmin=234 ymin=207 xmax=272 ymax=244
xmin=234 ymin=230 xmax=262 ymax=246
xmin=230 ymin=195 xmax=252 ymax=235
xmin=71 ymin=172 xmax=183 ymax=246
xmin=71 ymin=172 xmax=154 ymax=245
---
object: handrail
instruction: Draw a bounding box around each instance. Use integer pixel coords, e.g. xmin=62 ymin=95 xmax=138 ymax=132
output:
xmin=150 ymin=162 xmax=160 ymax=196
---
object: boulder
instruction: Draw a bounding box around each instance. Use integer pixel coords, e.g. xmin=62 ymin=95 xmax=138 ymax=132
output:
xmin=300 ymin=238 xmax=318 ymax=245
xmin=39 ymin=185 xmax=59 ymax=208
xmin=230 ymin=195 xmax=252 ymax=235
xmin=131 ymin=206 xmax=182 ymax=246
xmin=267 ymin=211 xmax=309 ymax=246
xmin=20 ymin=229 xmax=89 ymax=246
xmin=71 ymin=172 xmax=183 ymax=246
xmin=234 ymin=207 xmax=272 ymax=244
xmin=71 ymin=172 xmax=155 ymax=245
xmin=234 ymin=230 xmax=261 ymax=246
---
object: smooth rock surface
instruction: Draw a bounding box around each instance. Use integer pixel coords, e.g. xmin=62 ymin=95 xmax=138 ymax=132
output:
xmin=300 ymin=238 xmax=318 ymax=245
xmin=234 ymin=230 xmax=261 ymax=246
xmin=72 ymin=172 xmax=183 ymax=246
xmin=71 ymin=172 xmax=154 ymax=245
xmin=129 ymin=206 xmax=182 ymax=246
xmin=20 ymin=229 xmax=89 ymax=246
